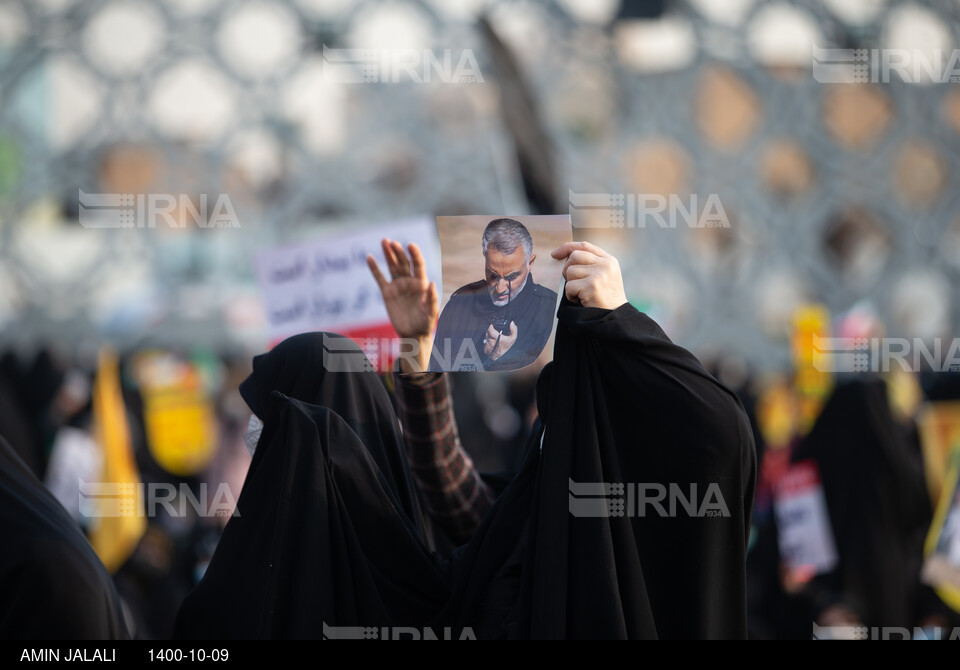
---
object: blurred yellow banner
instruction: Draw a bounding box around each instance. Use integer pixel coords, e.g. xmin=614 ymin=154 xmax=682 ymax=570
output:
xmin=922 ymin=444 xmax=960 ymax=613
xmin=918 ymin=401 xmax=960 ymax=508
xmin=90 ymin=348 xmax=146 ymax=574
xmin=142 ymin=383 xmax=217 ymax=477
xmin=133 ymin=351 xmax=217 ymax=477
xmin=791 ymin=304 xmax=833 ymax=434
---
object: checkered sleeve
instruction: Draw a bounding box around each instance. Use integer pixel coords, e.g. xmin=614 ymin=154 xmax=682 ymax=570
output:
xmin=394 ymin=372 xmax=496 ymax=544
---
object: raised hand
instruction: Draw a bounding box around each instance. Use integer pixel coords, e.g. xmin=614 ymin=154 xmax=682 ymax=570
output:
xmin=367 ymin=239 xmax=438 ymax=372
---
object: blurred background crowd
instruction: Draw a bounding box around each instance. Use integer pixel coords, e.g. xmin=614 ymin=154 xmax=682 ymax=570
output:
xmin=1 ymin=0 xmax=959 ymax=639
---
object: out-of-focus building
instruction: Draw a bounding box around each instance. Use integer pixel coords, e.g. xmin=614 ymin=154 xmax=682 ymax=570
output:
xmin=0 ymin=0 xmax=956 ymax=370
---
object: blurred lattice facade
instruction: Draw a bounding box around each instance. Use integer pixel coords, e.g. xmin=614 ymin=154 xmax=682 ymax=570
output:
xmin=0 ymin=0 xmax=958 ymax=369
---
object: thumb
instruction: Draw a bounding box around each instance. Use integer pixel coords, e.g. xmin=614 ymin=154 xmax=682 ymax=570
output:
xmin=509 ymin=321 xmax=517 ymax=337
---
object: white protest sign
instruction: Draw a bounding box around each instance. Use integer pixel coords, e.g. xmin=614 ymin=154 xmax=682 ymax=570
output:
xmin=254 ymin=217 xmax=442 ymax=348
xmin=774 ymin=460 xmax=839 ymax=579
xmin=45 ymin=426 xmax=103 ymax=523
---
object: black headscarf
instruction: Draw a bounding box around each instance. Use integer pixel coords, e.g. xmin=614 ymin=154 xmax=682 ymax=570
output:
xmin=0 ymin=436 xmax=128 ymax=639
xmin=175 ymin=333 xmax=446 ymax=638
xmin=174 ymin=392 xmax=450 ymax=638
xmin=176 ymin=302 xmax=756 ymax=639
xmin=238 ymin=332 xmax=426 ymax=534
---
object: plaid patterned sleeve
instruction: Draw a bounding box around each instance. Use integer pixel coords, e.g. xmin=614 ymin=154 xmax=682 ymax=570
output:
xmin=394 ymin=372 xmax=496 ymax=544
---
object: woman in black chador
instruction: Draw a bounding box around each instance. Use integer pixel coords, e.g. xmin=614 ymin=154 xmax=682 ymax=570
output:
xmin=176 ymin=241 xmax=756 ymax=639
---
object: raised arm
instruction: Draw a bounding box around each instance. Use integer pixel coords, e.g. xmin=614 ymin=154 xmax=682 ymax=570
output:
xmin=367 ymin=239 xmax=495 ymax=542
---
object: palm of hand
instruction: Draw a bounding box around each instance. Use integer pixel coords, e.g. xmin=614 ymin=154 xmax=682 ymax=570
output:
xmin=384 ymin=277 xmax=436 ymax=339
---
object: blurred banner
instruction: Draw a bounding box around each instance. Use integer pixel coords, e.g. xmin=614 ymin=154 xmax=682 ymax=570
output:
xmin=922 ymin=444 xmax=960 ymax=613
xmin=253 ymin=218 xmax=442 ymax=368
xmin=918 ymin=401 xmax=960 ymax=507
xmin=134 ymin=351 xmax=218 ymax=478
xmin=44 ymin=427 xmax=102 ymax=524
xmin=792 ymin=305 xmax=833 ymax=434
xmin=89 ymin=348 xmax=146 ymax=574
xmin=775 ymin=459 xmax=838 ymax=587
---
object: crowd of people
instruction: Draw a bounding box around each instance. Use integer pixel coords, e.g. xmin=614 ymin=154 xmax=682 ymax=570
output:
xmin=1 ymin=233 xmax=958 ymax=639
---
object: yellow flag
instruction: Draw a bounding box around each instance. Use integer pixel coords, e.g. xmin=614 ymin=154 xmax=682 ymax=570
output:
xmin=922 ymin=444 xmax=960 ymax=613
xmin=791 ymin=304 xmax=833 ymax=434
xmin=136 ymin=352 xmax=217 ymax=477
xmin=917 ymin=401 xmax=960 ymax=507
xmin=89 ymin=348 xmax=146 ymax=573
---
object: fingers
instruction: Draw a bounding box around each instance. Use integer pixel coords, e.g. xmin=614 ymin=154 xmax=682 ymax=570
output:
xmin=381 ymin=238 xmax=400 ymax=276
xmin=366 ymin=254 xmax=388 ymax=290
xmin=551 ymin=243 xmax=573 ymax=260
xmin=561 ymin=249 xmax=601 ymax=279
xmin=408 ymin=243 xmax=427 ymax=280
xmin=564 ymin=278 xmax=590 ymax=305
xmin=425 ymin=281 xmax=439 ymax=320
xmin=551 ymin=240 xmax=608 ymax=261
xmin=381 ymin=238 xmax=412 ymax=279
xmin=556 ymin=241 xmax=627 ymax=309
xmin=486 ymin=324 xmax=499 ymax=338
xmin=390 ymin=240 xmax=412 ymax=278
xmin=562 ymin=263 xmax=593 ymax=281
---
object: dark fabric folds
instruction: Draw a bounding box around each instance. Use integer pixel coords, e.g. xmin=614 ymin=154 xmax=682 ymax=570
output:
xmin=0 ymin=436 xmax=128 ymax=640
xmin=176 ymin=301 xmax=756 ymax=639
xmin=238 ymin=332 xmax=428 ymax=539
xmin=175 ymin=394 xmax=448 ymax=638
xmin=511 ymin=300 xmax=756 ymax=638
xmin=790 ymin=378 xmax=931 ymax=628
